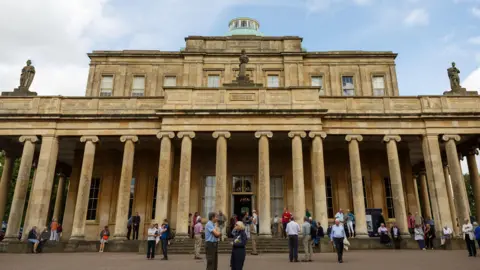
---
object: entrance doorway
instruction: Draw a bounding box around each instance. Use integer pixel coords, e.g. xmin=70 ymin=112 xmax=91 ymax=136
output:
xmin=233 ymin=195 xmax=252 ymax=218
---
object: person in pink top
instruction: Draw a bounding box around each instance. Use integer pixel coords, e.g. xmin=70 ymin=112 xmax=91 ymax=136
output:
xmin=193 ymin=217 xmax=203 ymax=260
xmin=407 ymin=212 xmax=415 ymax=236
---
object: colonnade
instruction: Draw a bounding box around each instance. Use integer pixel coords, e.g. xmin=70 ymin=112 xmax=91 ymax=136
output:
xmin=0 ymin=132 xmax=479 ymax=241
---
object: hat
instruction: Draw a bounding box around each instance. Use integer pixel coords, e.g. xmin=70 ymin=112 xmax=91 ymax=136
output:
xmin=309 ymin=217 xmax=312 ymax=220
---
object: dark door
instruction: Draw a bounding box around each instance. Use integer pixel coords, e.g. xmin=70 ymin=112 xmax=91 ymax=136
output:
xmin=233 ymin=195 xmax=252 ymax=219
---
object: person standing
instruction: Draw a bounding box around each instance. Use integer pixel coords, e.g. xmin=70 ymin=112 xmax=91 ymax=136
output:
xmin=305 ymin=208 xmax=311 ymax=219
xmin=126 ymin=216 xmax=132 ymax=240
xmin=217 ymin=211 xmax=226 ymax=241
xmin=230 ymin=221 xmax=248 ymax=270
xmin=146 ymin=223 xmax=158 ymax=260
xmin=414 ymin=224 xmax=426 ymax=250
xmin=334 ymin=209 xmax=344 ymax=225
xmin=160 ymin=219 xmax=169 ymax=260
xmin=390 ymin=223 xmax=401 ymax=249
xmin=346 ymin=210 xmax=355 ymax=238
xmin=330 ymin=219 xmax=346 ymax=263
xmin=192 ymin=212 xmax=199 ymax=238
xmin=50 ymin=218 xmax=59 ymax=241
xmin=194 ymin=218 xmax=203 ymax=260
xmin=474 ymin=222 xmax=480 ymax=249
xmin=132 ymin=212 xmax=141 ymax=240
xmin=286 ymin=217 xmax=300 ymax=262
xmin=253 ymin=210 xmax=259 ymax=236
xmin=462 ymin=218 xmax=476 ymax=257
xmin=407 ymin=212 xmax=415 ymax=236
xmin=99 ymin=226 xmax=110 ymax=253
xmin=301 ymin=217 xmax=313 ymax=262
xmin=205 ymin=212 xmax=221 ymax=270
xmin=441 ymin=225 xmax=453 ymax=249
xmin=424 ymin=223 xmax=435 ymax=250
xmin=250 ymin=210 xmax=258 ymax=255
xmin=282 ymin=208 xmax=291 ymax=239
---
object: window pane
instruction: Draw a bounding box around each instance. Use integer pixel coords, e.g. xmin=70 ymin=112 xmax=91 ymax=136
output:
xmin=342 ymin=76 xmax=354 ymax=96
xmin=362 ymin=177 xmax=368 ymax=208
xmin=311 ymin=76 xmax=323 ymax=87
xmin=203 ymin=176 xmax=216 ymax=216
xmin=267 ymin=75 xmax=279 ymax=87
xmin=87 ymin=177 xmax=100 ymax=220
xmin=270 ymin=176 xmax=284 ymax=217
xmin=372 ymin=76 xmax=385 ymax=89
xmin=164 ymin=76 xmax=177 ymax=87
xmin=101 ymin=76 xmax=113 ymax=89
xmin=326 ymin=176 xmax=334 ymax=218
xmin=152 ymin=177 xmax=158 ymax=219
xmin=384 ymin=177 xmax=395 ymax=218
xmin=128 ymin=178 xmax=136 ymax=218
xmin=208 ymin=75 xmax=220 ymax=87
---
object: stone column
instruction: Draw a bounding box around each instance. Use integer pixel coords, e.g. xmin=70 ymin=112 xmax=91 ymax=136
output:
xmin=154 ymin=132 xmax=175 ymax=223
xmin=309 ymin=132 xmax=328 ymax=229
xmin=0 ymin=151 xmax=15 ymax=222
xmin=176 ymin=131 xmax=195 ymax=237
xmin=21 ymin=164 xmax=37 ymax=241
xmin=413 ymin=175 xmax=421 ymax=216
xmin=61 ymin=150 xmax=83 ymax=240
xmin=25 ymin=136 xmax=59 ymax=233
xmin=288 ymin=131 xmax=306 ymax=221
xmin=52 ymin=173 xmax=66 ymax=221
xmin=443 ymin=165 xmax=459 ymax=235
xmin=466 ymin=149 xmax=480 ymax=222
xmin=383 ymin=135 xmax=409 ymax=236
xmin=442 ymin=135 xmax=470 ymax=224
xmin=422 ymin=135 xmax=453 ymax=232
xmin=113 ymin=136 xmax=138 ymax=240
xmin=70 ymin=136 xmax=99 ymax=240
xmin=418 ymin=172 xmax=431 ymax=219
xmin=4 ymin=136 xmax=38 ymax=241
xmin=345 ymin=135 xmax=367 ymax=237
xmin=213 ymin=131 xmax=231 ymax=216
xmin=255 ymin=131 xmax=273 ymax=237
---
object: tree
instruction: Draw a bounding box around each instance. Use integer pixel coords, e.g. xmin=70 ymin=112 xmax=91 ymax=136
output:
xmin=464 ymin=173 xmax=476 ymax=218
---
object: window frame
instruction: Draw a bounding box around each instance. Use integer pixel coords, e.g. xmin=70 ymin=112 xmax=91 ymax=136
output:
xmin=270 ymin=176 xmax=285 ymax=217
xmin=207 ymin=74 xmax=221 ymax=88
xmin=232 ymin=175 xmax=254 ymax=194
xmin=100 ymin=75 xmax=114 ymax=96
xmin=326 ymin=176 xmax=334 ymax=218
xmin=267 ymin=74 xmax=280 ymax=88
xmin=128 ymin=177 xmax=137 ymax=219
xmin=311 ymin=75 xmax=325 ymax=96
xmin=202 ymin=176 xmax=216 ymax=217
xmin=131 ymin=75 xmax=146 ymax=97
xmin=384 ymin=177 xmax=395 ymax=218
xmin=163 ymin=75 xmax=177 ymax=87
xmin=151 ymin=177 xmax=158 ymax=220
xmin=86 ymin=177 xmax=101 ymax=221
xmin=372 ymin=75 xmax=386 ymax=96
xmin=341 ymin=75 xmax=355 ymax=96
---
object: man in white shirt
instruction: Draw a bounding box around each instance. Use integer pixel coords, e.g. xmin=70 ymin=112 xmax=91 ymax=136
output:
xmin=285 ymin=217 xmax=300 ymax=262
xmin=335 ymin=209 xmax=344 ymax=225
xmin=330 ymin=219 xmax=346 ymax=263
xmin=462 ymin=218 xmax=476 ymax=257
xmin=146 ymin=224 xmax=158 ymax=260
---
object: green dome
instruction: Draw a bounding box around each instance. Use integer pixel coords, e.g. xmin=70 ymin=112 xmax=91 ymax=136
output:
xmin=225 ymin=17 xmax=264 ymax=36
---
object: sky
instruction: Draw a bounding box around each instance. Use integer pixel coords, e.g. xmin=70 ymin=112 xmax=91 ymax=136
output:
xmin=0 ymin=0 xmax=479 ymax=170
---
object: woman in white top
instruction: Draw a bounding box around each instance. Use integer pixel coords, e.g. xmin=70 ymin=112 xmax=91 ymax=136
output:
xmin=414 ymin=224 xmax=426 ymax=250
xmin=147 ymin=223 xmax=158 ymax=260
xmin=462 ymin=218 xmax=476 ymax=257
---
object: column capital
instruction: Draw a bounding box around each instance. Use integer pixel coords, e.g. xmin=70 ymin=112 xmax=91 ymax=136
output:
xmin=345 ymin=135 xmax=363 ymax=142
xmin=254 ymin=131 xmax=273 ymax=139
xmin=156 ymin=131 xmax=175 ymax=140
xmin=288 ymin=131 xmax=306 ymax=138
xmin=383 ymin=135 xmax=401 ymax=143
xmin=80 ymin=136 xmax=99 ymax=143
xmin=120 ymin=135 xmax=139 ymax=143
xmin=308 ymin=131 xmax=327 ymax=139
xmin=467 ymin=148 xmax=479 ymax=156
xmin=19 ymin=136 xmax=39 ymax=143
xmin=442 ymin=134 xmax=461 ymax=142
xmin=212 ymin=131 xmax=231 ymax=139
xmin=177 ymin=131 xmax=195 ymax=139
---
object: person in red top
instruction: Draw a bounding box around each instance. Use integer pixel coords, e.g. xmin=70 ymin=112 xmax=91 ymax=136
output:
xmin=407 ymin=212 xmax=415 ymax=236
xmin=282 ymin=208 xmax=292 ymax=239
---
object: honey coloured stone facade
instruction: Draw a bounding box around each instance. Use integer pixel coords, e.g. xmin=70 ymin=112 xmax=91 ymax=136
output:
xmin=0 ymin=18 xmax=479 ymax=243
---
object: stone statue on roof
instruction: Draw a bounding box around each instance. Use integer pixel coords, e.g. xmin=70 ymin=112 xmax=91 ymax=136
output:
xmin=447 ymin=62 xmax=461 ymax=90
xmin=239 ymin=49 xmax=249 ymax=79
xmin=20 ymin=59 xmax=36 ymax=91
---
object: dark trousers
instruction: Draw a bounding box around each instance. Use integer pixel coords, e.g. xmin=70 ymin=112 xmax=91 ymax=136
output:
xmin=147 ymin=240 xmax=156 ymax=259
xmin=425 ymin=237 xmax=433 ymax=249
xmin=206 ymin=242 xmax=218 ymax=270
xmin=282 ymin=223 xmax=288 ymax=238
xmin=132 ymin=226 xmax=139 ymax=240
xmin=161 ymin=239 xmax=168 ymax=258
xmin=465 ymin=235 xmax=476 ymax=256
xmin=333 ymin=237 xmax=344 ymax=262
xmin=288 ymin=235 xmax=298 ymax=262
xmin=230 ymin=247 xmax=246 ymax=270
xmin=477 ymin=239 xmax=480 ymax=250
xmin=127 ymin=226 xmax=132 ymax=240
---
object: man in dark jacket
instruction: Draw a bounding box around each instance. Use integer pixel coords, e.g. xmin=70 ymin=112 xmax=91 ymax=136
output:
xmin=37 ymin=227 xmax=50 ymax=253
xmin=132 ymin=212 xmax=141 ymax=240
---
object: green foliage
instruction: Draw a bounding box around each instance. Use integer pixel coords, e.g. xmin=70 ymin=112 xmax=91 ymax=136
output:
xmin=464 ymin=173 xmax=476 ymax=218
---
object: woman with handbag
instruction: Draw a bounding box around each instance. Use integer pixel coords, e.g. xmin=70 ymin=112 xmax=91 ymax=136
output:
xmin=230 ymin=221 xmax=248 ymax=270
xmin=99 ymin=226 xmax=110 ymax=253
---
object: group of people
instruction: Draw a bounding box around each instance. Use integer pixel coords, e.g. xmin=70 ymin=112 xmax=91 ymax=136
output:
xmin=145 ymin=219 xmax=170 ymax=260
xmin=24 ymin=218 xmax=63 ymax=253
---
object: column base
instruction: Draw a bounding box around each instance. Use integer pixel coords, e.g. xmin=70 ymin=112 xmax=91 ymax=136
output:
xmin=113 ymin=235 xmax=128 ymax=241
xmin=69 ymin=235 xmax=85 ymax=241
xmin=259 ymin=233 xmax=272 ymax=238
xmin=354 ymin=233 xmax=370 ymax=239
xmin=2 ymin=236 xmax=20 ymax=242
xmin=400 ymin=233 xmax=411 ymax=239
xmin=175 ymin=232 xmax=190 ymax=239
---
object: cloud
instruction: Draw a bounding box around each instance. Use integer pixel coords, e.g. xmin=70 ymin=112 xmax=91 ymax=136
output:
xmin=404 ymin=8 xmax=430 ymax=26
xmin=473 ymin=7 xmax=480 ymax=17
xmin=463 ymin=67 xmax=480 ymax=91
xmin=468 ymin=36 xmax=480 ymax=44
xmin=304 ymin=0 xmax=373 ymax=13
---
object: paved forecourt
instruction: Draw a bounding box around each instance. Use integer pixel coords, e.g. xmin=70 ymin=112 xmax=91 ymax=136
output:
xmin=0 ymin=250 xmax=476 ymax=270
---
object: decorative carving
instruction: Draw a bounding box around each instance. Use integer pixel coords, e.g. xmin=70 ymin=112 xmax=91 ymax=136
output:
xmin=442 ymin=134 xmax=461 ymax=142
xmin=229 ymin=93 xmax=256 ymax=101
xmin=254 ymin=131 xmax=273 ymax=139
xmin=212 ymin=131 xmax=231 ymax=139
xmin=19 ymin=135 xmax=39 ymax=143
xmin=156 ymin=132 xmax=175 ymax=140
xmin=288 ymin=131 xmax=307 ymax=138
xmin=177 ymin=131 xmax=195 ymax=139
xmin=308 ymin=132 xmax=327 ymax=139
xmin=80 ymin=136 xmax=99 ymax=143
xmin=120 ymin=135 xmax=139 ymax=143
xmin=345 ymin=135 xmax=363 ymax=142
xmin=383 ymin=135 xmax=401 ymax=143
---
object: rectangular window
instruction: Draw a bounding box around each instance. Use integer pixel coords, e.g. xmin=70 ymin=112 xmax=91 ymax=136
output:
xmin=267 ymin=75 xmax=279 ymax=87
xmin=362 ymin=177 xmax=368 ymax=208
xmin=372 ymin=76 xmax=385 ymax=96
xmin=202 ymin=176 xmax=216 ymax=217
xmin=151 ymin=177 xmax=158 ymax=219
xmin=342 ymin=76 xmax=355 ymax=96
xmin=312 ymin=76 xmax=325 ymax=96
xmin=384 ymin=177 xmax=395 ymax=218
xmin=163 ymin=76 xmax=177 ymax=87
xmin=86 ymin=177 xmax=101 ymax=220
xmin=207 ymin=75 xmax=220 ymax=87
xmin=100 ymin=75 xmax=113 ymax=96
xmin=232 ymin=176 xmax=253 ymax=193
xmin=326 ymin=176 xmax=334 ymax=218
xmin=128 ymin=178 xmax=136 ymax=218
xmin=270 ymin=176 xmax=284 ymax=217
xmin=132 ymin=76 xmax=145 ymax=97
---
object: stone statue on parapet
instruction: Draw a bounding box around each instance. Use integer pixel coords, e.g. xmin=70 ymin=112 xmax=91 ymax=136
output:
xmin=443 ymin=62 xmax=478 ymax=96
xmin=223 ymin=49 xmax=263 ymax=87
xmin=238 ymin=49 xmax=249 ymax=79
xmin=1 ymin=59 xmax=38 ymax=96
